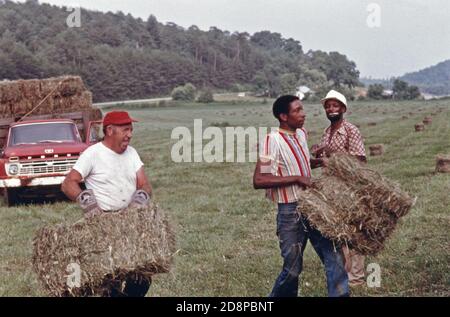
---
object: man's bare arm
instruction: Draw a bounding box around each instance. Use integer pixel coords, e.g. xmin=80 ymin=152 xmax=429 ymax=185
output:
xmin=253 ymin=160 xmax=311 ymax=189
xmin=61 ymin=169 xmax=84 ymax=201
xmin=136 ymin=166 xmax=153 ymax=196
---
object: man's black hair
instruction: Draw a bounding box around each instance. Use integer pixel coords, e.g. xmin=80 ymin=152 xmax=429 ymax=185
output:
xmin=272 ymin=95 xmax=300 ymax=121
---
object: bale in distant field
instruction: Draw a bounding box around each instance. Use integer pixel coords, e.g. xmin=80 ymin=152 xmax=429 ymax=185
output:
xmin=369 ymin=144 xmax=384 ymax=156
xmin=297 ymin=154 xmax=415 ymax=255
xmin=32 ymin=203 xmax=176 ymax=297
xmin=415 ymin=123 xmax=425 ymax=131
xmin=423 ymin=117 xmax=432 ymax=125
xmin=436 ymin=155 xmax=450 ymax=173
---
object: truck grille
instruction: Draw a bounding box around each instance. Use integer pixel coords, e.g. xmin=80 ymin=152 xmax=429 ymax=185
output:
xmin=18 ymin=159 xmax=78 ymax=176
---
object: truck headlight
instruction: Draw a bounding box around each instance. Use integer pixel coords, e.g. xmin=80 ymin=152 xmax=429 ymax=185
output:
xmin=8 ymin=164 xmax=19 ymax=175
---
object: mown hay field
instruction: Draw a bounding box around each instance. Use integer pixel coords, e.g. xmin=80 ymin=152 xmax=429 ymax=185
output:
xmin=0 ymin=99 xmax=449 ymax=296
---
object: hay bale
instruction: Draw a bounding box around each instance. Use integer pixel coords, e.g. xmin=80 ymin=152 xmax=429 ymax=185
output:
xmin=297 ymin=154 xmax=415 ymax=255
xmin=368 ymin=122 xmax=377 ymax=126
xmin=415 ymin=123 xmax=425 ymax=132
xmin=423 ymin=117 xmax=432 ymax=125
xmin=401 ymin=116 xmax=408 ymax=120
xmin=436 ymin=155 xmax=450 ymax=173
xmin=32 ymin=203 xmax=176 ymax=297
xmin=0 ymin=76 xmax=92 ymax=118
xmin=369 ymin=144 xmax=384 ymax=156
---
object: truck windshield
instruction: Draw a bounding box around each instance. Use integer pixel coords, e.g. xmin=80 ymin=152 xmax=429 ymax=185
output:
xmin=9 ymin=123 xmax=78 ymax=146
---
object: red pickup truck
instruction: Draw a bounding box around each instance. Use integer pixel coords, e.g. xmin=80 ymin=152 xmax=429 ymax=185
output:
xmin=0 ymin=111 xmax=102 ymax=205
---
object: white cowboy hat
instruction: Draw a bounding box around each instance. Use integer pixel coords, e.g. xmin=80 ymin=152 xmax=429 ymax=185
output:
xmin=321 ymin=90 xmax=348 ymax=108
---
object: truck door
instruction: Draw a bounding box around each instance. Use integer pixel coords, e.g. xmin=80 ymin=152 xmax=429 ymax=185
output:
xmin=86 ymin=120 xmax=103 ymax=145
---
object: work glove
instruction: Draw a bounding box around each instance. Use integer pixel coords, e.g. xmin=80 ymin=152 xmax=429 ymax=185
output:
xmin=128 ymin=189 xmax=150 ymax=209
xmin=76 ymin=189 xmax=102 ymax=218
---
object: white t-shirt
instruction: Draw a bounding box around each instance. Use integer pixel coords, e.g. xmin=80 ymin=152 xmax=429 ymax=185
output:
xmin=73 ymin=142 xmax=144 ymax=211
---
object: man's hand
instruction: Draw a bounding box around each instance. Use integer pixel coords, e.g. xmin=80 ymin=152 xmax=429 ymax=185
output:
xmin=311 ymin=144 xmax=326 ymax=158
xmin=318 ymin=157 xmax=329 ymax=167
xmin=129 ymin=189 xmax=151 ymax=209
xmin=76 ymin=189 xmax=102 ymax=218
xmin=297 ymin=176 xmax=312 ymax=188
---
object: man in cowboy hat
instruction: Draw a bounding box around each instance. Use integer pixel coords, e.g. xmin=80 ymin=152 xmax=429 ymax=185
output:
xmin=313 ymin=90 xmax=367 ymax=287
xmin=61 ymin=110 xmax=153 ymax=296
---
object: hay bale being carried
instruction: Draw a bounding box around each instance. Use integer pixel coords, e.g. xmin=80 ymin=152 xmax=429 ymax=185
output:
xmin=32 ymin=203 xmax=176 ymax=297
xmin=297 ymin=154 xmax=415 ymax=255
xmin=369 ymin=144 xmax=384 ymax=156
xmin=436 ymin=155 xmax=450 ymax=173
xmin=415 ymin=123 xmax=425 ymax=132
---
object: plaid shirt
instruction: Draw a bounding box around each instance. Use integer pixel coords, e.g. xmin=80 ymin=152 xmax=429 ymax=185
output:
xmin=319 ymin=120 xmax=366 ymax=157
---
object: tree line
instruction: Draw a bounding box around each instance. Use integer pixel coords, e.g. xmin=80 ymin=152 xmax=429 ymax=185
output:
xmin=0 ymin=1 xmax=362 ymax=102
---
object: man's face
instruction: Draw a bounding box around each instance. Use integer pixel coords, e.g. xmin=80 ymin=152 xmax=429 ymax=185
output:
xmin=283 ymin=99 xmax=306 ymax=129
xmin=109 ymin=124 xmax=133 ymax=153
xmin=324 ymin=99 xmax=346 ymax=122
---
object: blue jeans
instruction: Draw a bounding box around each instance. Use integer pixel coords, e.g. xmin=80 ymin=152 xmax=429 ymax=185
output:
xmin=270 ymin=202 xmax=349 ymax=297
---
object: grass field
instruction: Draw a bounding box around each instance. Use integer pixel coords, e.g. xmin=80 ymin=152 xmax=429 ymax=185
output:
xmin=0 ymin=99 xmax=449 ymax=297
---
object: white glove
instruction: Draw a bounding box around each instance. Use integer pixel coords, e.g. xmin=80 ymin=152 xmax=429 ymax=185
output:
xmin=129 ymin=190 xmax=150 ymax=209
xmin=76 ymin=189 xmax=102 ymax=218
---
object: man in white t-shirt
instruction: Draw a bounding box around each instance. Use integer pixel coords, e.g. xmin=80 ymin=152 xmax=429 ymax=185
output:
xmin=61 ymin=110 xmax=153 ymax=296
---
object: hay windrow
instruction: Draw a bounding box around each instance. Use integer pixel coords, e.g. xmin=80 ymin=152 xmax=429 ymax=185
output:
xmin=297 ymin=154 xmax=415 ymax=255
xmin=32 ymin=203 xmax=176 ymax=297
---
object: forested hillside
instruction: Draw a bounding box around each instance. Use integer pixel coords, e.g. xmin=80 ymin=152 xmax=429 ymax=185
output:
xmin=401 ymin=60 xmax=450 ymax=96
xmin=0 ymin=1 xmax=360 ymax=101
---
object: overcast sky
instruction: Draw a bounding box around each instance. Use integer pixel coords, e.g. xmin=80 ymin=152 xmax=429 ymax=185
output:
xmin=23 ymin=0 xmax=450 ymax=78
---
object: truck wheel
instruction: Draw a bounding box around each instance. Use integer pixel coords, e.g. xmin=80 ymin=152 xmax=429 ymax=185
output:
xmin=4 ymin=188 xmax=20 ymax=207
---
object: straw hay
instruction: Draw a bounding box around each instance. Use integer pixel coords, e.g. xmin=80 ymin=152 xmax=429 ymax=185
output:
xmin=415 ymin=123 xmax=425 ymax=132
xmin=423 ymin=117 xmax=432 ymax=125
xmin=32 ymin=203 xmax=176 ymax=297
xmin=0 ymin=76 xmax=92 ymax=118
xmin=369 ymin=144 xmax=384 ymax=156
xmin=297 ymin=154 xmax=415 ymax=255
xmin=436 ymin=155 xmax=450 ymax=173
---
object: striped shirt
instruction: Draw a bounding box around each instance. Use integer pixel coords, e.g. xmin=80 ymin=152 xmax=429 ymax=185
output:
xmin=259 ymin=128 xmax=311 ymax=203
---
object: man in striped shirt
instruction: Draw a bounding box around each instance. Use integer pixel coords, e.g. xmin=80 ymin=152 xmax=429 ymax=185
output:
xmin=253 ymin=95 xmax=349 ymax=297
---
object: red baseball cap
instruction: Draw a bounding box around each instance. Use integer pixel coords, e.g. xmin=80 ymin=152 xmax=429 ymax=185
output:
xmin=103 ymin=111 xmax=138 ymax=126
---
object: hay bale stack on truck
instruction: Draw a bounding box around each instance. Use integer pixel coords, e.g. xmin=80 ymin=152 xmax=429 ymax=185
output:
xmin=0 ymin=76 xmax=102 ymax=205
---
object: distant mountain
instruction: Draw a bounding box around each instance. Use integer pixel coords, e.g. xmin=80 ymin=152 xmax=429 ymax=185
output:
xmin=361 ymin=60 xmax=450 ymax=96
xmin=400 ymin=60 xmax=450 ymax=96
